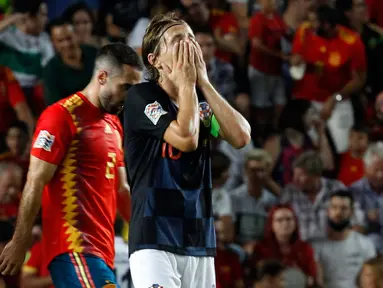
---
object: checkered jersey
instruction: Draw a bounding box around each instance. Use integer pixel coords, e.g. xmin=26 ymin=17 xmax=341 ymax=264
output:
xmin=124 ymin=82 xmax=216 ymax=257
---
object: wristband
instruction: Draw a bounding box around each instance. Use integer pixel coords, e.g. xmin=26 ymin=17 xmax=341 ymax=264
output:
xmin=210 ymin=115 xmax=220 ymax=138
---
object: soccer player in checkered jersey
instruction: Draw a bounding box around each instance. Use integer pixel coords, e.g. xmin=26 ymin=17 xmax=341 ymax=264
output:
xmin=0 ymin=43 xmax=141 ymax=287
xmin=124 ymin=13 xmax=251 ymax=288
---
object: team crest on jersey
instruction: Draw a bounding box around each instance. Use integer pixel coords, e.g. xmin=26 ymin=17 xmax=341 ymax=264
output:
xmin=149 ymin=285 xmax=163 ymax=288
xmin=199 ymin=101 xmax=212 ymax=127
xmin=33 ymin=130 xmax=55 ymax=152
xmin=144 ymin=101 xmax=168 ymax=125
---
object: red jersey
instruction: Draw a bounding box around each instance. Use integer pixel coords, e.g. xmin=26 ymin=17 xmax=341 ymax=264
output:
xmin=210 ymin=10 xmax=239 ymax=63
xmin=0 ymin=67 xmax=27 ymax=134
xmin=30 ymin=92 xmax=124 ymax=269
xmin=23 ymin=241 xmax=53 ymax=287
xmin=215 ymin=248 xmax=243 ymax=288
xmin=249 ymin=12 xmax=287 ymax=75
xmin=292 ymin=23 xmax=366 ymax=102
xmin=337 ymin=151 xmax=365 ymax=186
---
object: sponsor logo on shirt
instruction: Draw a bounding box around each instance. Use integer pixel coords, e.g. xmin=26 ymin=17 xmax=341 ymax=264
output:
xmin=144 ymin=101 xmax=168 ymax=125
xmin=149 ymin=285 xmax=164 ymax=288
xmin=33 ymin=130 xmax=55 ymax=152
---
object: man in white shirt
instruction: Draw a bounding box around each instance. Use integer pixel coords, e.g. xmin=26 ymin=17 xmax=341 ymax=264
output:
xmin=311 ymin=190 xmax=376 ymax=288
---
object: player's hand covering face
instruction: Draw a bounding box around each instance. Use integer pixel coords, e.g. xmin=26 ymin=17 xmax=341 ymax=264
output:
xmin=99 ymin=65 xmax=141 ymax=115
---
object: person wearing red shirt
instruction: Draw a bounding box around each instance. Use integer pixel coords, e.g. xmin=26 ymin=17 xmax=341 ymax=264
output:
xmin=252 ymin=204 xmax=317 ymax=287
xmin=215 ymin=220 xmax=244 ymax=288
xmin=0 ymin=43 xmax=141 ymax=287
xmin=0 ymin=66 xmax=35 ymax=152
xmin=290 ymin=5 xmax=366 ymax=153
xmin=337 ymin=124 xmax=369 ymax=186
xmin=22 ymin=241 xmax=53 ymax=288
xmin=185 ymin=0 xmax=241 ymax=63
xmin=248 ymin=0 xmax=288 ymax=136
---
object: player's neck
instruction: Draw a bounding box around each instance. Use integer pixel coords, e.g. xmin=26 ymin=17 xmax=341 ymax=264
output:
xmin=81 ymin=81 xmax=101 ymax=109
xmin=159 ymin=78 xmax=179 ymax=103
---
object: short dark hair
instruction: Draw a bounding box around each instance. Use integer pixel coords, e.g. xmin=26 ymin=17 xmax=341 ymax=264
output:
xmin=62 ymin=1 xmax=96 ymax=27
xmin=95 ymin=43 xmax=142 ymax=75
xmin=46 ymin=18 xmax=70 ymax=36
xmin=142 ymin=13 xmax=186 ymax=82
xmin=253 ymin=260 xmax=285 ymax=282
xmin=293 ymin=150 xmax=324 ymax=176
xmin=278 ymin=99 xmax=311 ymax=133
xmin=316 ymin=4 xmax=340 ymax=27
xmin=351 ymin=122 xmax=370 ymax=135
xmin=13 ymin=0 xmax=43 ymax=16
xmin=211 ymin=150 xmax=231 ymax=180
xmin=330 ymin=189 xmax=354 ymax=207
xmin=8 ymin=120 xmax=28 ymax=135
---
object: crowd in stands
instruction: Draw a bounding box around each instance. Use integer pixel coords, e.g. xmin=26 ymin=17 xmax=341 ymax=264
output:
xmin=0 ymin=0 xmax=383 ymax=287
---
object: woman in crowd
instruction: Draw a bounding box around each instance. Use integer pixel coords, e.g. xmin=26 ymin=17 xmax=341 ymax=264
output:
xmin=252 ymin=204 xmax=317 ymax=287
xmin=357 ymin=256 xmax=383 ymax=288
xmin=264 ymin=99 xmax=333 ymax=186
xmin=62 ymin=1 xmax=108 ymax=48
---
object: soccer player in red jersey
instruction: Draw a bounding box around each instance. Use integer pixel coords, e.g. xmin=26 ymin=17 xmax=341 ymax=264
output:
xmin=0 ymin=43 xmax=141 ymax=287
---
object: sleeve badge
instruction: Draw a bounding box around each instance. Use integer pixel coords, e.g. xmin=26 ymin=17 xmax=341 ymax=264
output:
xmin=144 ymin=101 xmax=168 ymax=125
xmin=33 ymin=130 xmax=55 ymax=152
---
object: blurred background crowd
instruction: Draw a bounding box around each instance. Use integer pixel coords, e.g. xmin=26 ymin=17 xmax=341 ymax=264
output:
xmin=0 ymin=0 xmax=383 ymax=287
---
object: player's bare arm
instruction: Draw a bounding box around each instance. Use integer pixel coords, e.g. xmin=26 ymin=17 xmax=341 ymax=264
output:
xmin=161 ymin=40 xmax=200 ymax=152
xmin=116 ymin=166 xmax=131 ymax=223
xmin=0 ymin=157 xmax=57 ymax=276
xmin=192 ymin=40 xmax=251 ymax=149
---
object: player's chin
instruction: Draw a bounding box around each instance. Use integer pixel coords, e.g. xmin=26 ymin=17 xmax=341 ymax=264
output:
xmin=107 ymin=105 xmax=124 ymax=115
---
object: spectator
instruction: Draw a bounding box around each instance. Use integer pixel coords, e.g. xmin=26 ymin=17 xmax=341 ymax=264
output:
xmin=231 ymin=148 xmax=279 ymax=254
xmin=264 ymin=99 xmax=333 ymax=186
xmin=22 ymin=241 xmax=53 ymax=288
xmin=215 ymin=220 xmax=245 ymax=288
xmin=195 ymin=28 xmax=236 ymax=102
xmin=311 ymin=190 xmax=376 ymax=288
xmin=0 ymin=0 xmax=53 ymax=115
xmin=281 ymin=151 xmax=365 ymax=240
xmin=43 ymin=18 xmax=98 ymax=105
xmin=0 ymin=161 xmax=23 ymax=221
xmin=350 ymin=142 xmax=383 ymax=252
xmin=184 ymin=0 xmax=241 ymax=63
xmin=369 ymin=92 xmax=383 ymax=141
xmin=62 ymin=2 xmax=108 ymax=49
xmin=211 ymin=150 xmax=234 ymax=242
xmin=0 ymin=66 xmax=35 ymax=150
xmin=357 ymin=256 xmax=383 ymax=288
xmin=252 ymin=204 xmax=317 ymax=287
xmin=337 ymin=123 xmax=369 ymax=186
xmin=214 ymin=137 xmax=255 ymax=191
xmin=290 ymin=5 xmax=366 ymax=153
xmin=248 ymin=0 xmax=288 ymax=134
xmin=337 ymin=0 xmax=383 ymax=104
xmin=251 ymin=259 xmax=285 ymax=288
xmin=0 ymin=121 xmax=30 ymax=176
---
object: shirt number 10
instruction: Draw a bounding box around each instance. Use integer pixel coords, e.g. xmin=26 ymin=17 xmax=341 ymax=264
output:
xmin=106 ymin=152 xmax=117 ymax=179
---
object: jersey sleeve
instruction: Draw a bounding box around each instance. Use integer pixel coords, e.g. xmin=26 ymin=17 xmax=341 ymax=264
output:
xmin=248 ymin=14 xmax=263 ymax=40
xmin=124 ymin=84 xmax=173 ymax=140
xmin=23 ymin=242 xmax=42 ymax=274
xmin=112 ymin=116 xmax=125 ymax=167
xmin=292 ymin=24 xmax=308 ymax=54
xmin=4 ymin=68 xmax=26 ymax=107
xmin=351 ymin=37 xmax=367 ymax=72
xmin=31 ymin=105 xmax=76 ymax=165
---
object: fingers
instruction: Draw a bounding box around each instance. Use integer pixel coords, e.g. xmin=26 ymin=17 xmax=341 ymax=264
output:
xmin=162 ymin=63 xmax=172 ymax=74
xmin=189 ymin=42 xmax=195 ymax=66
xmin=10 ymin=264 xmax=20 ymax=276
xmin=177 ymin=40 xmax=184 ymax=67
xmin=183 ymin=41 xmax=189 ymax=65
xmin=173 ymin=42 xmax=179 ymax=69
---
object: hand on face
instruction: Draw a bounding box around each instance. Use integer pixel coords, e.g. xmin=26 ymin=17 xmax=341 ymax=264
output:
xmin=163 ymin=40 xmax=197 ymax=89
xmin=190 ymin=39 xmax=209 ymax=86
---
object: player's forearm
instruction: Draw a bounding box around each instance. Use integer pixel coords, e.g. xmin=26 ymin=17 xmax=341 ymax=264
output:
xmin=176 ymin=85 xmax=200 ymax=137
xmin=117 ymin=185 xmax=131 ymax=223
xmin=21 ymin=276 xmax=53 ymax=288
xmin=12 ymin=179 xmax=44 ymax=247
xmin=199 ymin=81 xmax=251 ymax=148
xmin=339 ymin=70 xmax=366 ymax=99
